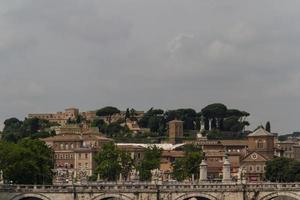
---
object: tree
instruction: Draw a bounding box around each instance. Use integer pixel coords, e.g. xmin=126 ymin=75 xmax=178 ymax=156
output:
xmin=91 ymin=119 xmax=106 ymax=131
xmin=172 ymin=144 xmax=203 ymax=181
xmin=120 ymin=151 xmax=134 ymax=180
xmin=266 ymin=121 xmax=271 ymax=132
xmin=138 ymin=108 xmax=165 ymax=134
xmin=201 ymin=103 xmax=227 ymax=131
xmin=138 ymin=146 xmax=162 ymax=181
xmin=201 ymin=104 xmax=249 ymax=132
xmin=165 ymin=109 xmax=197 ymax=130
xmin=96 ymin=106 xmax=120 ymax=124
xmin=93 ymin=142 xmax=134 ymax=181
xmin=94 ymin=142 xmax=121 ymax=181
xmin=2 ymin=117 xmax=56 ymax=143
xmin=265 ymin=157 xmax=300 ymax=182
xmin=0 ymin=139 xmax=53 ymax=184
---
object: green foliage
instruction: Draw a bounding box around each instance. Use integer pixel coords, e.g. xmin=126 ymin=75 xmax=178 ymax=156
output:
xmin=265 ymin=157 xmax=300 ymax=182
xmin=172 ymin=144 xmax=203 ymax=181
xmin=201 ymin=103 xmax=249 ymax=132
xmin=266 ymin=121 xmax=271 ymax=132
xmin=165 ymin=109 xmax=197 ymax=130
xmin=2 ymin=117 xmax=56 ymax=143
xmin=96 ymin=106 xmax=120 ymax=123
xmin=207 ymin=130 xmax=223 ymax=140
xmin=92 ymin=118 xmax=131 ymax=138
xmin=0 ymin=139 xmax=53 ymax=184
xmin=138 ymin=146 xmax=162 ymax=181
xmin=93 ymin=142 xmax=134 ymax=181
xmin=138 ymin=108 xmax=166 ymax=134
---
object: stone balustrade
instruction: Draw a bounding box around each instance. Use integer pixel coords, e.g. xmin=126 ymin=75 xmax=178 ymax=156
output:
xmin=1 ymin=182 xmax=300 ymax=193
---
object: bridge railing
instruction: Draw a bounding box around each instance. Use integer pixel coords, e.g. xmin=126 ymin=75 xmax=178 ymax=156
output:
xmin=1 ymin=182 xmax=300 ymax=193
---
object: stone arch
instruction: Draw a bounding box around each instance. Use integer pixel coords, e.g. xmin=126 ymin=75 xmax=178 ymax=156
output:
xmin=175 ymin=192 xmax=218 ymax=200
xmin=91 ymin=193 xmax=134 ymax=200
xmin=260 ymin=192 xmax=300 ymax=200
xmin=10 ymin=193 xmax=51 ymax=200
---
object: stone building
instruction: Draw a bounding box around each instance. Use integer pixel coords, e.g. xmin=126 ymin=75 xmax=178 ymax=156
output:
xmin=276 ymin=140 xmax=299 ymax=158
xmin=168 ymin=119 xmax=184 ymax=144
xmin=240 ymin=127 xmax=275 ymax=182
xmin=28 ymin=107 xmax=79 ymax=126
xmin=42 ymin=130 xmax=112 ymax=184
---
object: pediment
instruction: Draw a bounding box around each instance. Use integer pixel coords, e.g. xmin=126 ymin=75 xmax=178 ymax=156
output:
xmin=242 ymin=151 xmax=267 ymax=162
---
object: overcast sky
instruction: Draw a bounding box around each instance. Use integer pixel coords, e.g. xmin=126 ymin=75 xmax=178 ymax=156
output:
xmin=1 ymin=0 xmax=300 ymax=134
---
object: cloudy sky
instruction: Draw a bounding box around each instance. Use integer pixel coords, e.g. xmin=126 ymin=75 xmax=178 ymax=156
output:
xmin=0 ymin=0 xmax=300 ymax=134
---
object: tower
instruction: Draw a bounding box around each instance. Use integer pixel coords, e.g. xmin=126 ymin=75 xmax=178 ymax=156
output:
xmin=168 ymin=119 xmax=184 ymax=144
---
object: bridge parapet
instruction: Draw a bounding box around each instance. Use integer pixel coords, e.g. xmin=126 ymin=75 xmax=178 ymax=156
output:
xmin=1 ymin=182 xmax=300 ymax=193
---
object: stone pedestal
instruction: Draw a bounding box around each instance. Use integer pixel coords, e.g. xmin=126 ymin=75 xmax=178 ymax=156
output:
xmin=222 ymin=157 xmax=231 ymax=182
xmin=199 ymin=159 xmax=208 ymax=182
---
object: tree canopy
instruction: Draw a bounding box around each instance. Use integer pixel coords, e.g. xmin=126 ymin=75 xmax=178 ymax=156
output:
xmin=201 ymin=103 xmax=249 ymax=132
xmin=96 ymin=106 xmax=120 ymax=123
xmin=93 ymin=142 xmax=134 ymax=181
xmin=172 ymin=144 xmax=203 ymax=181
xmin=137 ymin=146 xmax=162 ymax=181
xmin=0 ymin=139 xmax=53 ymax=184
xmin=2 ymin=117 xmax=56 ymax=143
xmin=265 ymin=157 xmax=300 ymax=182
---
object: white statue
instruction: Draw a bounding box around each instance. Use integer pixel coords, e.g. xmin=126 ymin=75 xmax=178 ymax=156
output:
xmin=0 ymin=170 xmax=3 ymax=184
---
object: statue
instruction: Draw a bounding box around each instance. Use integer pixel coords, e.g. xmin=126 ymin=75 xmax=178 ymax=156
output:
xmin=151 ymin=169 xmax=163 ymax=184
xmin=0 ymin=170 xmax=3 ymax=184
xmin=129 ymin=169 xmax=139 ymax=181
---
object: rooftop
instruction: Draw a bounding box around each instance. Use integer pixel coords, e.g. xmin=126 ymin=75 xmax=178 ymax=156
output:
xmin=247 ymin=127 xmax=274 ymax=137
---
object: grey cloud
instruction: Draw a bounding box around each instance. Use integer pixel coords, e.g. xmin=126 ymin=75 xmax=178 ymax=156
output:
xmin=0 ymin=0 xmax=300 ymax=133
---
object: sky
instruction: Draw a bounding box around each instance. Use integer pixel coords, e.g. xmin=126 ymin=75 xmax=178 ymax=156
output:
xmin=0 ymin=0 xmax=300 ymax=134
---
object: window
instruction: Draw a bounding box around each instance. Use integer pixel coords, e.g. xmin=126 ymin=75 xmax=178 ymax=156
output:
xmin=257 ymin=139 xmax=264 ymax=149
xmin=249 ymin=166 xmax=253 ymax=171
xmin=79 ymin=153 xmax=82 ymax=159
xmin=65 ymin=154 xmax=68 ymax=159
xmin=85 ymin=163 xmax=88 ymax=169
xmin=55 ymin=154 xmax=58 ymax=159
xmin=60 ymin=143 xmax=64 ymax=150
xmin=256 ymin=166 xmax=260 ymax=172
xmin=65 ymin=144 xmax=69 ymax=150
xmin=59 ymin=154 xmax=63 ymax=159
xmin=70 ymin=154 xmax=73 ymax=159
xmin=71 ymin=144 xmax=74 ymax=149
xmin=85 ymin=153 xmax=88 ymax=159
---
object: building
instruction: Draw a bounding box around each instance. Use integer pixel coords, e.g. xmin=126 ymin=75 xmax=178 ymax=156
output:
xmin=240 ymin=127 xmax=275 ymax=182
xmin=28 ymin=108 xmax=79 ymax=126
xmin=168 ymin=119 xmax=184 ymax=144
xmin=276 ymin=140 xmax=299 ymax=159
xmin=246 ymin=127 xmax=275 ymax=159
xmin=42 ymin=130 xmax=112 ymax=184
xmin=293 ymin=145 xmax=300 ymax=160
xmin=117 ymin=143 xmax=186 ymax=175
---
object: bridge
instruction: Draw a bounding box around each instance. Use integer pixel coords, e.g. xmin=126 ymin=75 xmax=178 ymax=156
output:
xmin=1 ymin=182 xmax=300 ymax=200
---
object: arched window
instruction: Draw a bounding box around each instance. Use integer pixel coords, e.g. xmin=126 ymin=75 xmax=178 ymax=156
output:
xmin=257 ymin=139 xmax=264 ymax=149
